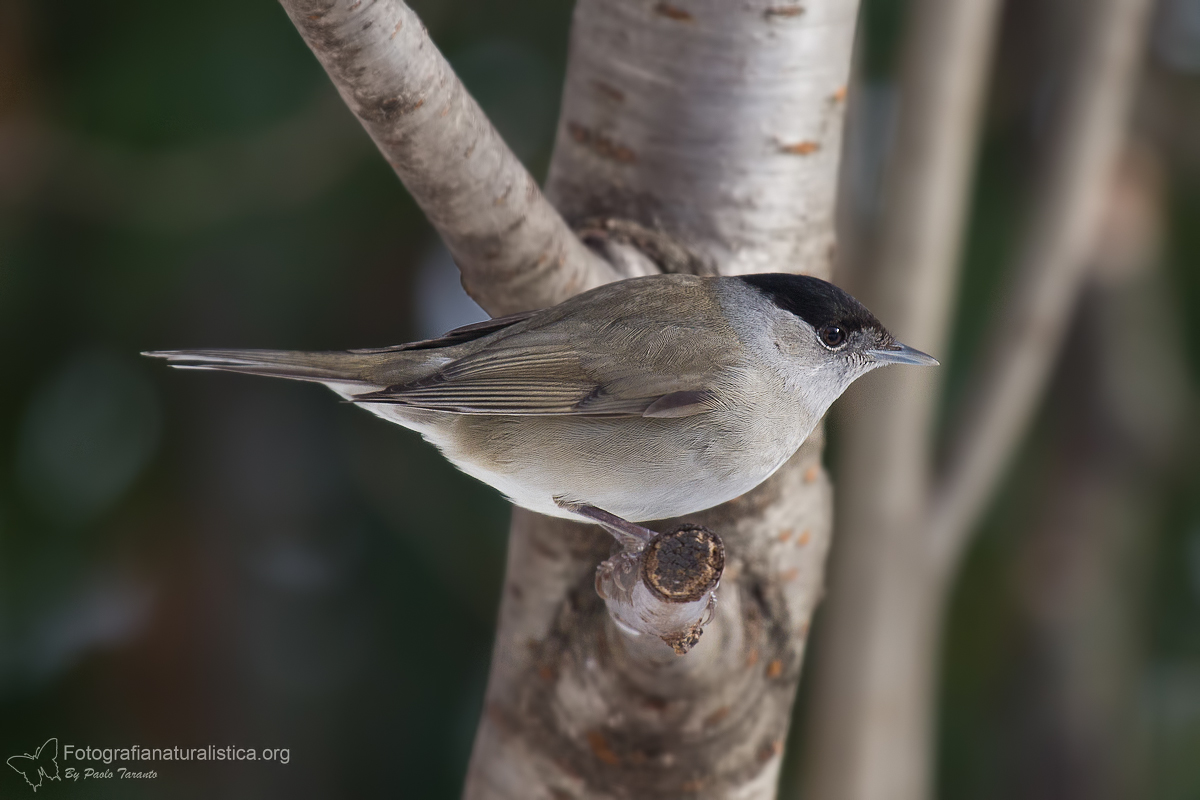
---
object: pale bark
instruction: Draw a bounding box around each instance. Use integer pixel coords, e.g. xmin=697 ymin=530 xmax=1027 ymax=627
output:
xmin=274 ymin=0 xmax=1161 ymax=794
xmin=277 ymin=0 xmax=617 ymax=316
xmin=545 ymin=0 xmax=856 ymax=277
xmin=593 ymin=522 xmax=724 ymax=656
xmin=467 ymin=438 xmax=833 ymax=799
xmin=801 ymin=0 xmax=1154 ymax=799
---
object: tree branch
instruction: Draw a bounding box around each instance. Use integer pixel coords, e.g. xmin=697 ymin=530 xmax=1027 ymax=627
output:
xmin=277 ymin=0 xmax=618 ymax=316
xmin=927 ymin=0 xmax=1155 ymax=575
xmin=556 ymin=503 xmax=726 ymax=655
xmin=595 ymin=524 xmax=724 ymax=656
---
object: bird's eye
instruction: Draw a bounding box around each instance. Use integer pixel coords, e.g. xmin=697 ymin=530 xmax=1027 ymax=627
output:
xmin=820 ymin=325 xmax=846 ymax=348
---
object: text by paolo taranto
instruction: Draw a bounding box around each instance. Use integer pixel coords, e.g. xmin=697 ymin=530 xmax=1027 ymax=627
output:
xmin=64 ymin=767 xmax=158 ymax=781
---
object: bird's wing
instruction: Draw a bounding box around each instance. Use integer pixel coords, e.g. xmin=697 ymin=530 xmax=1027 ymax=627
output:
xmin=351 ymin=324 xmax=731 ymax=418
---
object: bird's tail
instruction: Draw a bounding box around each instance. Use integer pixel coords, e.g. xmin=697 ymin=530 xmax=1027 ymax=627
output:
xmin=141 ymin=348 xmax=415 ymax=391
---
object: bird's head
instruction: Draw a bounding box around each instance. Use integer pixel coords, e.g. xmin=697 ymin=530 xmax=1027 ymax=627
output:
xmin=734 ymin=273 xmax=938 ymax=411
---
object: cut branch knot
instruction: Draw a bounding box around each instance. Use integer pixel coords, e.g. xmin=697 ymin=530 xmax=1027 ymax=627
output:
xmin=595 ymin=523 xmax=724 ymax=655
xmin=644 ymin=524 xmax=725 ymax=602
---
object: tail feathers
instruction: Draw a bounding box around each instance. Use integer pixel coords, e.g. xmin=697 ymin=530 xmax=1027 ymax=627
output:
xmin=142 ymin=349 xmax=379 ymax=387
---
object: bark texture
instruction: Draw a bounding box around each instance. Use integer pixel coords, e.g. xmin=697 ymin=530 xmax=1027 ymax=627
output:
xmin=467 ymin=439 xmax=832 ymax=799
xmin=546 ymin=0 xmax=856 ymax=277
xmin=801 ymin=0 xmax=1154 ymax=798
xmin=595 ymin=523 xmax=724 ymax=656
xmin=277 ymin=0 xmax=616 ymax=315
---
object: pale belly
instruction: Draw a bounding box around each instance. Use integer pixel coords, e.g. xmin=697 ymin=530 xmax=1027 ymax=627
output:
xmin=361 ymin=403 xmax=813 ymax=522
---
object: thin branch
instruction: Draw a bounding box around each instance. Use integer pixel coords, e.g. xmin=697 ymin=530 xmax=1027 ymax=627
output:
xmin=927 ymin=0 xmax=1155 ymax=575
xmin=277 ymin=0 xmax=618 ymax=316
xmin=556 ymin=502 xmax=725 ymax=654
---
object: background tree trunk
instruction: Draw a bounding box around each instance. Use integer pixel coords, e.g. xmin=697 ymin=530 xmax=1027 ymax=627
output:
xmin=800 ymin=0 xmax=1154 ymax=798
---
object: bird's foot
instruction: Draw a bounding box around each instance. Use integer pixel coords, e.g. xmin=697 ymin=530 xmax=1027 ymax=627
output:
xmin=554 ymin=499 xmax=724 ymax=656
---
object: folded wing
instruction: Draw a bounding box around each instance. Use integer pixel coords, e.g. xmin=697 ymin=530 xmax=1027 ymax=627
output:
xmin=352 ymin=327 xmax=727 ymax=419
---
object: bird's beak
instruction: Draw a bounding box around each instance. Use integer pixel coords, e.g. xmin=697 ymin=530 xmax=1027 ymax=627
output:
xmin=867 ymin=342 xmax=940 ymax=366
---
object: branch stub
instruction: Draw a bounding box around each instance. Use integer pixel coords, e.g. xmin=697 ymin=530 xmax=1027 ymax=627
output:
xmin=642 ymin=524 xmax=725 ymax=603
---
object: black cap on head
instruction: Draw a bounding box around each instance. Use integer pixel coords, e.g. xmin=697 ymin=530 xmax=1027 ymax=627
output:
xmin=738 ymin=273 xmax=890 ymax=341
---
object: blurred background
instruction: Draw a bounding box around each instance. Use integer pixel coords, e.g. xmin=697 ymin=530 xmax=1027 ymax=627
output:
xmin=0 ymin=0 xmax=1196 ymax=797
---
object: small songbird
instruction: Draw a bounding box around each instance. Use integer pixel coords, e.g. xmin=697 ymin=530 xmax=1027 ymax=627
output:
xmin=146 ymin=273 xmax=936 ymax=527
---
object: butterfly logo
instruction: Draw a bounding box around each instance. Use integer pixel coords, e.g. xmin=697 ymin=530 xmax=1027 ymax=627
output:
xmin=7 ymin=738 xmax=61 ymax=792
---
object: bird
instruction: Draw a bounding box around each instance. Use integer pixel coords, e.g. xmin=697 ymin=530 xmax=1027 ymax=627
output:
xmin=145 ymin=272 xmax=936 ymax=530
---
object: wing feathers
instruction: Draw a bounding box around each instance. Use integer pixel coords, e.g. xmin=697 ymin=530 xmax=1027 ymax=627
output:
xmin=352 ymin=372 xmax=718 ymax=418
xmin=642 ymin=390 xmax=722 ymax=418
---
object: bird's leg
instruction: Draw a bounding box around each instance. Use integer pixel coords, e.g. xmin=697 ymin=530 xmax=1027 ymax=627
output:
xmin=554 ymin=499 xmax=656 ymax=552
xmin=554 ymin=499 xmax=724 ymax=656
